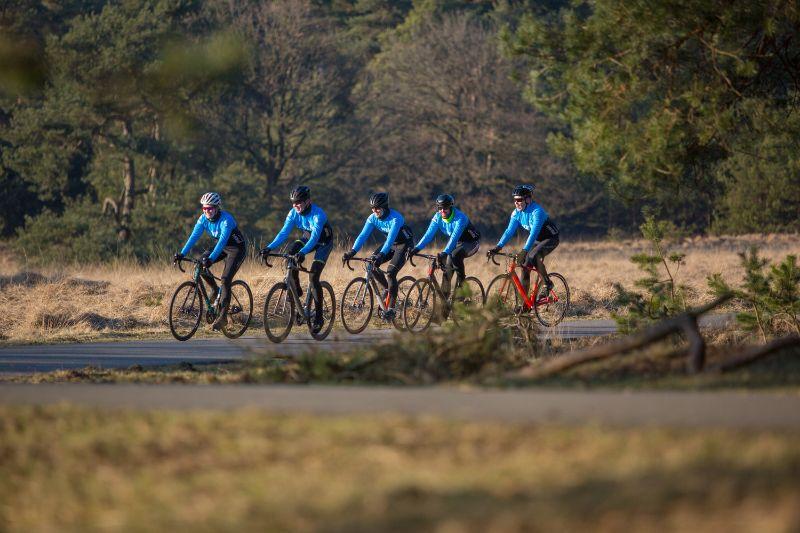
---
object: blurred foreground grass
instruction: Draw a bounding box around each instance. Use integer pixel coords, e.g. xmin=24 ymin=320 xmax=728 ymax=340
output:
xmin=2 ymin=405 xmax=800 ymax=532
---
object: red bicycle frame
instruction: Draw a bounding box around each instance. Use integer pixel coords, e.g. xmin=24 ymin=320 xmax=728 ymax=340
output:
xmin=501 ymin=256 xmax=558 ymax=310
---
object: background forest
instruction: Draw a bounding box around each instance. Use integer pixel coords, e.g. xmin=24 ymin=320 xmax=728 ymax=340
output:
xmin=1 ymin=0 xmax=798 ymax=263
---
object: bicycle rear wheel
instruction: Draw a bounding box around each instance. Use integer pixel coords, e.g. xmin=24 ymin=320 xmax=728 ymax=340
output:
xmin=403 ymin=278 xmax=437 ymax=333
xmin=534 ymin=272 xmax=570 ymax=327
xmin=222 ymin=280 xmax=253 ymax=339
xmin=485 ymin=274 xmax=522 ymax=315
xmin=308 ymin=281 xmax=335 ymax=340
xmin=263 ymin=282 xmax=295 ymax=343
xmin=450 ymin=276 xmax=486 ymax=323
xmin=341 ymin=277 xmax=374 ymax=334
xmin=169 ymin=281 xmax=203 ymax=341
xmin=392 ymin=275 xmax=417 ymax=331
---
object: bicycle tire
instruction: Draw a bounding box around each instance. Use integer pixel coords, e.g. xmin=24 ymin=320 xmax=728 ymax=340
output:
xmin=392 ymin=275 xmax=417 ymax=331
xmin=403 ymin=278 xmax=437 ymax=333
xmin=169 ymin=281 xmax=203 ymax=341
xmin=534 ymin=272 xmax=570 ymax=327
xmin=449 ymin=276 xmax=486 ymax=324
xmin=485 ymin=274 xmax=522 ymax=315
xmin=340 ymin=277 xmax=374 ymax=334
xmin=308 ymin=281 xmax=335 ymax=340
xmin=263 ymin=282 xmax=295 ymax=343
xmin=221 ymin=280 xmax=254 ymax=339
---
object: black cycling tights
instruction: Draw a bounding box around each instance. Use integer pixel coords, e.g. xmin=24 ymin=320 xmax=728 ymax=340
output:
xmin=521 ymin=237 xmax=559 ymax=294
xmin=287 ymin=241 xmax=327 ymax=322
xmin=442 ymin=241 xmax=480 ymax=299
xmin=371 ymin=242 xmax=411 ymax=308
xmin=200 ymin=244 xmax=246 ymax=312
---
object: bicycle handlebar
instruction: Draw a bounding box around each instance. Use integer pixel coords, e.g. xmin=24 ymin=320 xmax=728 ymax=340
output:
xmin=409 ymin=252 xmax=436 ymax=268
xmin=260 ymin=252 xmax=311 ymax=273
xmin=344 ymin=256 xmax=376 ymax=272
xmin=174 ymin=256 xmax=201 ymax=274
xmin=487 ymin=251 xmax=515 ymax=267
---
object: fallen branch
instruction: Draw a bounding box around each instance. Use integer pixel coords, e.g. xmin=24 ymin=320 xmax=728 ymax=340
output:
xmin=705 ymin=335 xmax=800 ymax=373
xmin=509 ymin=294 xmax=732 ymax=380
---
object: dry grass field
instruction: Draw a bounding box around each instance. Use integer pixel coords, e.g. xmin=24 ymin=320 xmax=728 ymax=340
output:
xmin=2 ymin=405 xmax=800 ymax=532
xmin=0 ymin=234 xmax=797 ymax=344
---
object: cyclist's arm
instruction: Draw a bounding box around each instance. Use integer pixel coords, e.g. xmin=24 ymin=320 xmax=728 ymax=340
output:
xmin=496 ymin=215 xmax=520 ymax=248
xmin=300 ymin=211 xmax=326 ymax=254
xmin=523 ymin=208 xmax=547 ymax=251
xmin=267 ymin=211 xmax=295 ymax=249
xmin=208 ymin=217 xmax=233 ymax=261
xmin=180 ymin=217 xmax=206 ymax=256
xmin=443 ymin=216 xmax=466 ymax=254
xmin=351 ymin=216 xmax=374 ymax=253
xmin=380 ymin=215 xmax=402 ymax=255
xmin=414 ymin=216 xmax=439 ymax=250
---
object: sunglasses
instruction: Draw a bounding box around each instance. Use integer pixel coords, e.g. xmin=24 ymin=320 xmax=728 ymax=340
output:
xmin=513 ymin=197 xmax=526 ymax=202
xmin=202 ymin=206 xmax=217 ymax=212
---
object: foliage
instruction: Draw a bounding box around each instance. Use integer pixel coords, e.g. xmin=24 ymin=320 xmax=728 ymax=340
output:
xmin=613 ymin=215 xmax=689 ymax=333
xmin=709 ymin=247 xmax=800 ymax=339
xmin=503 ymin=0 xmax=800 ymax=232
xmin=257 ymin=302 xmax=531 ymax=384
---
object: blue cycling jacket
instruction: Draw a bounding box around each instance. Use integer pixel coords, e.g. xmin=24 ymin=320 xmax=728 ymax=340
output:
xmin=180 ymin=210 xmax=239 ymax=261
xmin=352 ymin=209 xmax=408 ymax=255
xmin=415 ymin=208 xmax=473 ymax=255
xmin=497 ymin=202 xmax=549 ymax=251
xmin=267 ymin=204 xmax=329 ymax=255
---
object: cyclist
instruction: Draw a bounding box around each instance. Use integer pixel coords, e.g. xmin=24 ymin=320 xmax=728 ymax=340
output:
xmin=487 ymin=184 xmax=560 ymax=295
xmin=342 ymin=192 xmax=414 ymax=320
xmin=173 ymin=192 xmax=247 ymax=330
xmin=408 ymin=193 xmax=481 ymax=301
xmin=259 ymin=185 xmax=333 ymax=334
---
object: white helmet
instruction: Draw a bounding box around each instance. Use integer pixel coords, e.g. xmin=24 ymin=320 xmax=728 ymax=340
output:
xmin=200 ymin=192 xmax=222 ymax=206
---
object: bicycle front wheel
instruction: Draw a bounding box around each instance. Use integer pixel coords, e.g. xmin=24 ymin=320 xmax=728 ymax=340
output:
xmin=263 ymin=282 xmax=295 ymax=343
xmin=403 ymin=278 xmax=437 ymax=333
xmin=169 ymin=281 xmax=203 ymax=341
xmin=392 ymin=275 xmax=417 ymax=331
xmin=534 ymin=272 xmax=570 ymax=327
xmin=341 ymin=277 xmax=374 ymax=334
xmin=308 ymin=281 xmax=335 ymax=341
xmin=222 ymin=280 xmax=253 ymax=339
xmin=485 ymin=274 xmax=521 ymax=315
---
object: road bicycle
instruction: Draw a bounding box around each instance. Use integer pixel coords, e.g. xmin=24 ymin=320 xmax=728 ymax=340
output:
xmin=341 ymin=255 xmax=417 ymax=334
xmin=485 ymin=251 xmax=570 ymax=327
xmin=402 ymin=252 xmax=485 ymax=332
xmin=261 ymin=252 xmax=336 ymax=343
xmin=169 ymin=257 xmax=253 ymax=341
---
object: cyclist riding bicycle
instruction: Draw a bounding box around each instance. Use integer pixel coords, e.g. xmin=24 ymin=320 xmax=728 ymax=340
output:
xmin=259 ymin=185 xmax=333 ymax=334
xmin=342 ymin=192 xmax=414 ymax=321
xmin=488 ymin=184 xmax=560 ymax=295
xmin=408 ymin=193 xmax=481 ymax=300
xmin=173 ymin=192 xmax=247 ymax=330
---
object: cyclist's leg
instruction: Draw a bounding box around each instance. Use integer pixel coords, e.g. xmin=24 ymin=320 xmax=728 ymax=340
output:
xmin=449 ymin=240 xmax=479 ymax=298
xmin=200 ymin=255 xmax=221 ymax=298
xmin=287 ymin=239 xmax=306 ymax=296
xmin=218 ymin=244 xmax=246 ymax=312
xmin=310 ymin=239 xmax=333 ymax=323
xmin=533 ymin=236 xmax=559 ymax=290
xmin=385 ymin=242 xmax=409 ymax=308
xmin=370 ymin=245 xmax=389 ymax=290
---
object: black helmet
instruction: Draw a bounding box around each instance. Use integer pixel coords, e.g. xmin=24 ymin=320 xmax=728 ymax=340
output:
xmin=289 ymin=185 xmax=310 ymax=203
xmin=512 ymin=184 xmax=534 ymax=199
xmin=369 ymin=192 xmax=389 ymax=210
xmin=435 ymin=194 xmax=454 ymax=210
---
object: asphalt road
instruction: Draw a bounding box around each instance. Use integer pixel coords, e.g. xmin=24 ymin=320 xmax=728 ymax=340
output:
xmin=0 ymin=316 xmax=733 ymax=374
xmin=2 ymin=383 xmax=799 ymax=429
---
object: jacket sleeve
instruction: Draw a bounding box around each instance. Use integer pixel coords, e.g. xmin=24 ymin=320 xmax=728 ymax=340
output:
xmin=524 ymin=207 xmax=547 ymax=251
xmin=443 ymin=215 xmax=466 ymax=254
xmin=209 ymin=215 xmax=234 ymax=261
xmin=180 ymin=217 xmax=206 ymax=256
xmin=380 ymin=215 xmax=402 ymax=255
xmin=300 ymin=210 xmax=327 ymax=254
xmin=351 ymin=217 xmax=374 ymax=253
xmin=496 ymin=213 xmax=519 ymax=248
xmin=267 ymin=211 xmax=295 ymax=249
xmin=414 ymin=215 xmax=439 ymax=250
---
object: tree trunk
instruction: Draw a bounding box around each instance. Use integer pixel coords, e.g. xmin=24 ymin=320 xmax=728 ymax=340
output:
xmin=119 ymin=120 xmax=135 ymax=242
